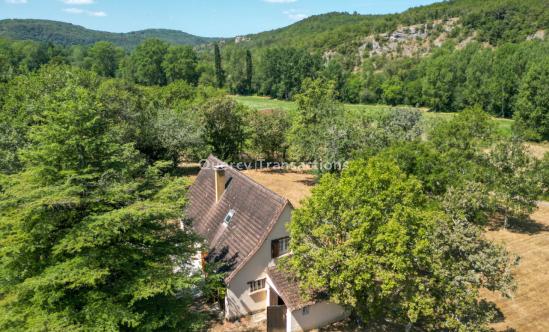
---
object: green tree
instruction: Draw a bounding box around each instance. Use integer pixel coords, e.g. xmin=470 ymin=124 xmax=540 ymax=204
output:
xmin=258 ymin=47 xmax=321 ymax=100
xmin=89 ymin=41 xmax=121 ymax=77
xmin=286 ymin=157 xmax=516 ymax=330
xmin=421 ymin=52 xmax=456 ymax=112
xmin=487 ymin=140 xmax=543 ymax=228
xmin=201 ymin=97 xmax=247 ymax=161
xmin=381 ymin=76 xmax=404 ymax=106
xmin=288 ymin=78 xmax=349 ymax=166
xmin=249 ymin=109 xmax=290 ymax=160
xmin=225 ymin=47 xmax=248 ymax=94
xmin=429 ymin=107 xmax=494 ymax=153
xmin=245 ymin=49 xmax=253 ymax=94
xmin=162 ymin=45 xmax=199 ymax=85
xmin=213 ymin=43 xmax=225 ymax=88
xmin=131 ymin=39 xmax=168 ymax=86
xmin=0 ymin=65 xmax=100 ymax=174
xmin=0 ymin=85 xmax=203 ymax=331
xmin=514 ymin=59 xmax=549 ymax=141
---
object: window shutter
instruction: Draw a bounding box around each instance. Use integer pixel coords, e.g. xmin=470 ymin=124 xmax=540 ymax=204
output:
xmin=271 ymin=239 xmax=279 ymax=258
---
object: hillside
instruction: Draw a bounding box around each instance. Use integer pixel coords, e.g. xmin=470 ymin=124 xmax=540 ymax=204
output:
xmin=0 ymin=19 xmax=221 ymax=49
xmin=231 ymin=0 xmax=548 ymax=59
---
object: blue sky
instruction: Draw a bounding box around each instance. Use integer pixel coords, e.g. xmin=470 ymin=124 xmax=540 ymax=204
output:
xmin=1 ymin=0 xmax=439 ymax=37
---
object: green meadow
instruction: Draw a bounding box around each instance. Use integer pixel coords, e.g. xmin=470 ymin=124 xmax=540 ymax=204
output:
xmin=233 ymin=95 xmax=514 ymax=138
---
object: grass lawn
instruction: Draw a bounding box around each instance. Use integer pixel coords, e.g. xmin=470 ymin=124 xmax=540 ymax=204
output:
xmin=233 ymin=95 xmax=514 ymax=138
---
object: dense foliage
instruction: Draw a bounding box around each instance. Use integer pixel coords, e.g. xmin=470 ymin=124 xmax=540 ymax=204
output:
xmin=0 ymin=19 xmax=220 ymax=49
xmin=286 ymin=108 xmax=545 ymax=330
xmin=0 ymin=66 xmax=205 ymax=330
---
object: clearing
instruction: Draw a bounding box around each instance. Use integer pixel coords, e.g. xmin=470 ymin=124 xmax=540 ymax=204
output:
xmin=233 ymin=95 xmax=514 ymax=138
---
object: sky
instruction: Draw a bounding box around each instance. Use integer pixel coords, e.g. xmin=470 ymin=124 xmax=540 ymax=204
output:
xmin=1 ymin=0 xmax=440 ymax=38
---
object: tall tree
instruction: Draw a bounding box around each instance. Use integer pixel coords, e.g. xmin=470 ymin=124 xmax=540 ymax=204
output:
xmin=213 ymin=43 xmax=225 ymax=88
xmin=0 ymin=84 xmax=203 ymax=331
xmin=258 ymin=47 xmax=321 ymax=100
xmin=201 ymin=97 xmax=246 ymax=161
xmin=89 ymin=41 xmax=121 ymax=77
xmin=162 ymin=45 xmax=199 ymax=85
xmin=131 ymin=39 xmax=168 ymax=86
xmin=245 ymin=49 xmax=253 ymax=94
xmin=514 ymin=59 xmax=549 ymax=141
xmin=287 ymin=78 xmax=348 ymax=165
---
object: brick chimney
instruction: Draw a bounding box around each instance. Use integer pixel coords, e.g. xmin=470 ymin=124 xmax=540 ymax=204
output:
xmin=214 ymin=165 xmax=226 ymax=203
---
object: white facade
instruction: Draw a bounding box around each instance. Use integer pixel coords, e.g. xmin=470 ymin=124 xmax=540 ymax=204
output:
xmin=287 ymin=303 xmax=348 ymax=332
xmin=223 ymin=205 xmax=347 ymax=331
xmin=225 ymin=205 xmax=292 ymax=319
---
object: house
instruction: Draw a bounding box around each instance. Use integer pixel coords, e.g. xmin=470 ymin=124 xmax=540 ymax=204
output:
xmin=187 ymin=155 xmax=347 ymax=332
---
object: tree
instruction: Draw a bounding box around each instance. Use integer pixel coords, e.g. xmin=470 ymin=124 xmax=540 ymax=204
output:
xmin=213 ymin=43 xmax=225 ymax=88
xmin=249 ymin=109 xmax=290 ymax=160
xmin=287 ymin=78 xmax=349 ymax=166
xmin=514 ymin=59 xmax=549 ymax=141
xmin=245 ymin=49 xmax=253 ymax=94
xmin=381 ymin=76 xmax=404 ymax=106
xmin=0 ymin=65 xmax=101 ymax=174
xmin=429 ymin=107 xmax=494 ymax=153
xmin=258 ymin=47 xmax=321 ymax=100
xmin=201 ymin=97 xmax=247 ymax=161
xmin=225 ymin=47 xmax=248 ymax=94
xmin=162 ymin=45 xmax=199 ymax=85
xmin=286 ymin=157 xmax=516 ymax=330
xmin=487 ymin=140 xmax=543 ymax=228
xmin=421 ymin=51 xmax=457 ymax=112
xmin=131 ymin=39 xmax=168 ymax=86
xmin=0 ymin=84 xmax=204 ymax=331
xmin=89 ymin=41 xmax=121 ymax=77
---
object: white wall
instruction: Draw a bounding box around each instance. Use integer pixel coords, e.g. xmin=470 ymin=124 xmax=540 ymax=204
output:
xmin=288 ymin=302 xmax=348 ymax=332
xmin=225 ymin=205 xmax=292 ymax=319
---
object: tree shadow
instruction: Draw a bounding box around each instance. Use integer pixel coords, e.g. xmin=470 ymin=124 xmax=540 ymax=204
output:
xmin=207 ymin=246 xmax=239 ymax=274
xmin=296 ymin=178 xmax=317 ymax=186
xmin=507 ymin=217 xmax=549 ymax=234
xmin=488 ymin=215 xmax=549 ymax=235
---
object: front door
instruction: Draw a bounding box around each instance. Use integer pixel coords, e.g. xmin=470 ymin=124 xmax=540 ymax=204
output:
xmin=267 ymin=305 xmax=286 ymax=332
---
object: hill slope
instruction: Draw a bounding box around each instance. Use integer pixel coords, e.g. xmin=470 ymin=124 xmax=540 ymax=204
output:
xmin=0 ymin=19 xmax=221 ymax=49
xmin=232 ymin=0 xmax=548 ymax=57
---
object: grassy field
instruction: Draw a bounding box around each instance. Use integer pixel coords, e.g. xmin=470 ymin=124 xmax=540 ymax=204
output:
xmin=233 ymin=95 xmax=514 ymax=138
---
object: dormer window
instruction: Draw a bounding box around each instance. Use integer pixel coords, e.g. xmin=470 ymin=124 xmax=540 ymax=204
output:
xmin=224 ymin=209 xmax=236 ymax=225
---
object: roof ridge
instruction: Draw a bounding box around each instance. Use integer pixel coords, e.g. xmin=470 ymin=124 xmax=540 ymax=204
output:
xmin=206 ymin=155 xmax=290 ymax=206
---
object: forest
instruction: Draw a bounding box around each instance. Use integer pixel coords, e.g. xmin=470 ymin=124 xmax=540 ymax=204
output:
xmin=0 ymin=0 xmax=548 ymax=330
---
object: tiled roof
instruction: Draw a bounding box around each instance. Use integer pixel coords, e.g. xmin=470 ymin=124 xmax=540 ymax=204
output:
xmin=267 ymin=264 xmax=315 ymax=311
xmin=187 ymin=155 xmax=289 ymax=283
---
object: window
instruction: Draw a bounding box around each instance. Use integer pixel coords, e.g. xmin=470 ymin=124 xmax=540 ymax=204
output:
xmin=302 ymin=306 xmax=310 ymax=316
xmin=271 ymin=237 xmax=290 ymax=258
xmin=223 ymin=209 xmax=235 ymax=225
xmin=248 ymin=278 xmax=266 ymax=293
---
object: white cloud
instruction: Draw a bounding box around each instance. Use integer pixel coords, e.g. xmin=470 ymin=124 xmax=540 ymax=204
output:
xmin=5 ymin=0 xmax=28 ymax=4
xmin=62 ymin=0 xmax=94 ymax=4
xmin=63 ymin=7 xmax=84 ymax=14
xmin=88 ymin=10 xmax=106 ymax=17
xmin=265 ymin=0 xmax=297 ymax=3
xmin=63 ymin=7 xmax=106 ymax=17
xmin=283 ymin=9 xmax=307 ymax=21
